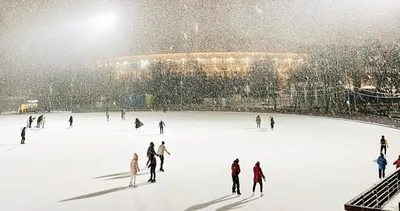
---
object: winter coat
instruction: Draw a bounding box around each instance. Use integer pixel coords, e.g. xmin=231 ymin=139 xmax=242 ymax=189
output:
xmin=135 ymin=119 xmax=143 ymax=128
xmin=380 ymin=138 xmax=388 ymax=146
xmin=21 ymin=128 xmax=26 ymax=137
xmin=256 ymin=116 xmax=261 ymax=124
xmin=37 ymin=115 xmax=43 ymax=123
xmin=253 ymin=163 xmax=265 ymax=182
xmin=270 ymin=118 xmax=275 ymax=125
xmin=69 ymin=116 xmax=73 ymax=123
xmin=393 ymin=159 xmax=400 ymax=169
xmin=148 ymin=154 xmax=157 ymax=167
xmin=158 ymin=144 xmax=169 ymax=156
xmin=147 ymin=145 xmax=157 ymax=157
xmin=130 ymin=153 xmax=139 ymax=175
xmin=377 ymin=156 xmax=387 ymax=169
xmin=159 ymin=121 xmax=166 ymax=128
xmin=231 ymin=161 xmax=240 ymax=176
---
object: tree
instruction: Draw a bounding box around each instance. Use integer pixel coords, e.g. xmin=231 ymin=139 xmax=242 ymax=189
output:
xmin=249 ymin=59 xmax=279 ymax=109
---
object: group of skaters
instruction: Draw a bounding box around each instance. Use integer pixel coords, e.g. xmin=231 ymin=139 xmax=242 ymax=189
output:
xmin=375 ymin=135 xmax=400 ymax=179
xmin=256 ymin=115 xmax=275 ymax=130
xmin=110 ymin=110 xmax=167 ymax=135
xmin=231 ymin=158 xmax=266 ymax=197
xmin=129 ymin=141 xmax=171 ymax=187
xmin=20 ymin=115 xmax=74 ymax=144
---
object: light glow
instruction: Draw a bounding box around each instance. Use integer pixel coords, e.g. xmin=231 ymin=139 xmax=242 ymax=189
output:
xmin=85 ymin=13 xmax=117 ymax=32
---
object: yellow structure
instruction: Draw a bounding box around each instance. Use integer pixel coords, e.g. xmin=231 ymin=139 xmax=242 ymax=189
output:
xmin=19 ymin=100 xmax=38 ymax=113
xmin=97 ymin=52 xmax=306 ymax=80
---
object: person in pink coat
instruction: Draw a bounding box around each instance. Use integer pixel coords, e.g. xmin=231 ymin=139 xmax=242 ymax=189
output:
xmin=252 ymin=161 xmax=266 ymax=197
xmin=129 ymin=153 xmax=140 ymax=187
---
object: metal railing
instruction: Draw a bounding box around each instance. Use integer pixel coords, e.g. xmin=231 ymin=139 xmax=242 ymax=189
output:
xmin=345 ymin=169 xmax=400 ymax=211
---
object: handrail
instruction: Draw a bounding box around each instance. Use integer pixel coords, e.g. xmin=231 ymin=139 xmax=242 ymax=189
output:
xmin=344 ymin=168 xmax=400 ymax=211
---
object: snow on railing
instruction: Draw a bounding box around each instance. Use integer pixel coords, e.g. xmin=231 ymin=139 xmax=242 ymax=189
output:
xmin=345 ymin=169 xmax=400 ymax=211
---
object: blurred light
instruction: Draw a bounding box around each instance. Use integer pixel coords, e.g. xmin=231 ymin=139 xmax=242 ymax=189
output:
xmin=85 ymin=13 xmax=117 ymax=32
xmin=227 ymin=57 xmax=234 ymax=63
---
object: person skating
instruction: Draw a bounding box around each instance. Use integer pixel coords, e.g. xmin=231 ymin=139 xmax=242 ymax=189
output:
xmin=121 ymin=109 xmax=125 ymax=120
xmin=36 ymin=115 xmax=43 ymax=128
xmin=256 ymin=115 xmax=261 ymax=128
xmin=134 ymin=118 xmax=143 ymax=129
xmin=42 ymin=116 xmax=46 ymax=128
xmin=69 ymin=115 xmax=73 ymax=127
xmin=146 ymin=142 xmax=158 ymax=166
xmin=393 ymin=155 xmax=400 ymax=169
xmin=21 ymin=127 xmax=26 ymax=144
xmin=380 ymin=135 xmax=389 ymax=155
xmin=147 ymin=154 xmax=157 ymax=183
xmin=158 ymin=141 xmax=170 ymax=172
xmin=252 ymin=161 xmax=266 ymax=197
xmin=377 ymin=153 xmax=387 ymax=179
xmin=159 ymin=121 xmax=166 ymax=134
xmin=106 ymin=110 xmax=110 ymax=122
xmin=129 ymin=153 xmax=140 ymax=187
xmin=393 ymin=155 xmax=400 ymax=179
xmin=28 ymin=116 xmax=33 ymax=128
xmin=231 ymin=158 xmax=241 ymax=195
xmin=270 ymin=117 xmax=275 ymax=130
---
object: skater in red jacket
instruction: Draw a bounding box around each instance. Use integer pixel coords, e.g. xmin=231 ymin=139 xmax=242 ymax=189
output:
xmin=252 ymin=161 xmax=266 ymax=196
xmin=231 ymin=158 xmax=241 ymax=195
xmin=393 ymin=155 xmax=400 ymax=169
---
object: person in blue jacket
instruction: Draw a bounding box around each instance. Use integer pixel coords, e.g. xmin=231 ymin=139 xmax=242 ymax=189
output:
xmin=377 ymin=153 xmax=387 ymax=179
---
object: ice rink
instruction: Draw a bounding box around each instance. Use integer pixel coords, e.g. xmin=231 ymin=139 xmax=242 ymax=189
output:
xmin=1 ymin=111 xmax=400 ymax=211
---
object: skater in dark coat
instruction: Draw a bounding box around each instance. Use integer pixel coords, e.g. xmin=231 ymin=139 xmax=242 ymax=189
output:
xmin=147 ymin=154 xmax=157 ymax=183
xmin=270 ymin=117 xmax=275 ymax=130
xmin=36 ymin=115 xmax=43 ymax=128
xmin=28 ymin=116 xmax=33 ymax=128
xmin=159 ymin=121 xmax=166 ymax=134
xmin=377 ymin=153 xmax=387 ymax=179
xmin=134 ymin=118 xmax=143 ymax=129
xmin=231 ymin=158 xmax=241 ymax=195
xmin=256 ymin=115 xmax=261 ymax=128
xmin=146 ymin=142 xmax=158 ymax=166
xmin=121 ymin=109 xmax=125 ymax=120
xmin=252 ymin=161 xmax=266 ymax=197
xmin=69 ymin=116 xmax=73 ymax=127
xmin=380 ymin=135 xmax=389 ymax=155
xmin=21 ymin=127 xmax=26 ymax=144
xmin=106 ymin=110 xmax=109 ymax=122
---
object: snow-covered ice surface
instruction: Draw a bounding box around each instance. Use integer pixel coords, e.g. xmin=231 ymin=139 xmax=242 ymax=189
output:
xmin=1 ymin=111 xmax=400 ymax=211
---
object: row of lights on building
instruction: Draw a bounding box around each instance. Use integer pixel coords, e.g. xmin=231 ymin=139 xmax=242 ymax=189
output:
xmin=98 ymin=57 xmax=304 ymax=68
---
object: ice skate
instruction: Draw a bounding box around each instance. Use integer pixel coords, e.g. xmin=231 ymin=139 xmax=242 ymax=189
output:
xmin=261 ymin=193 xmax=264 ymax=197
xmin=129 ymin=183 xmax=133 ymax=187
xmin=237 ymin=192 xmax=241 ymax=196
xmin=151 ymin=179 xmax=156 ymax=183
xmin=148 ymin=179 xmax=152 ymax=182
xmin=252 ymin=192 xmax=254 ymax=197
xmin=160 ymin=169 xmax=164 ymax=172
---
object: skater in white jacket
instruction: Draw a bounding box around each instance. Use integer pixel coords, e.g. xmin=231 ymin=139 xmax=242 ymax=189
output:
xmin=129 ymin=153 xmax=140 ymax=187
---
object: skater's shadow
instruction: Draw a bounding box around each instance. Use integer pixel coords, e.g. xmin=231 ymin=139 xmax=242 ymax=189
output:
xmin=215 ymin=196 xmax=261 ymax=211
xmin=65 ymin=127 xmax=73 ymax=130
xmin=59 ymin=182 xmax=151 ymax=202
xmin=93 ymin=171 xmax=150 ymax=181
xmin=184 ymin=195 xmax=238 ymax=211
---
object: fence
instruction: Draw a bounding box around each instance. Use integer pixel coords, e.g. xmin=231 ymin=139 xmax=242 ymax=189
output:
xmin=345 ymin=169 xmax=400 ymax=211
